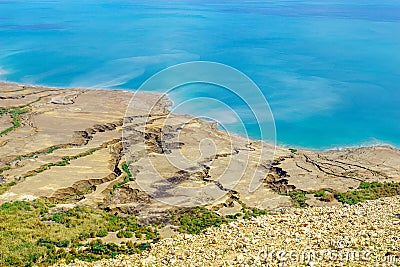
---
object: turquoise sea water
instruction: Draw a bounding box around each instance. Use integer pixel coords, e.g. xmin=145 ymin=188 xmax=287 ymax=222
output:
xmin=0 ymin=0 xmax=399 ymax=150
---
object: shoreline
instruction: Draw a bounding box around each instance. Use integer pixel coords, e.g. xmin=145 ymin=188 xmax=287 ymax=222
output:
xmin=1 ymin=80 xmax=397 ymax=153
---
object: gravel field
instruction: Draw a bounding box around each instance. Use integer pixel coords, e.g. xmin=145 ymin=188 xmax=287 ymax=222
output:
xmin=56 ymin=196 xmax=400 ymax=267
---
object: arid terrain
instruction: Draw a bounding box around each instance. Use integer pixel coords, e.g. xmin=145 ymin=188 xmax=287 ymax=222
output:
xmin=57 ymin=196 xmax=400 ymax=267
xmin=0 ymin=82 xmax=399 ymax=266
xmin=1 ymin=82 xmax=399 ymax=212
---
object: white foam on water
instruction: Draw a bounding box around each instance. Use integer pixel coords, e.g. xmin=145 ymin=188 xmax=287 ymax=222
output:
xmin=0 ymin=67 xmax=9 ymax=75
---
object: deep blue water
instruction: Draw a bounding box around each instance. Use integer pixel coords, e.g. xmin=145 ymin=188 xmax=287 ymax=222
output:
xmin=0 ymin=0 xmax=399 ymax=150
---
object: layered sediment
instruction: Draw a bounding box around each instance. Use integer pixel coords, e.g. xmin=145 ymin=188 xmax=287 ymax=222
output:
xmin=1 ymin=82 xmax=399 ymax=213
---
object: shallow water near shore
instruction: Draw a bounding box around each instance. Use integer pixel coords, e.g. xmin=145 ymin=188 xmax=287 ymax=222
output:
xmin=0 ymin=0 xmax=399 ymax=149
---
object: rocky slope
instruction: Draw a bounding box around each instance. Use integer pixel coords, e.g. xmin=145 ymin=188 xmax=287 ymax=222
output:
xmin=56 ymin=196 xmax=400 ymax=267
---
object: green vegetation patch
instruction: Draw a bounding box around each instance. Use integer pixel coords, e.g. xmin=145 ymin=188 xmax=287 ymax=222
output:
xmin=169 ymin=204 xmax=267 ymax=235
xmin=169 ymin=206 xmax=228 ymax=235
xmin=112 ymin=163 xmax=133 ymax=192
xmin=122 ymin=163 xmax=132 ymax=180
xmin=335 ymin=181 xmax=400 ymax=205
xmin=0 ymin=107 xmax=7 ymax=116
xmin=283 ymin=182 xmax=400 ymax=208
xmin=313 ymin=189 xmax=327 ymax=198
xmin=285 ymin=191 xmax=308 ymax=208
xmin=0 ymin=96 xmax=49 ymax=136
xmin=239 ymin=202 xmax=268 ymax=219
xmin=0 ymin=197 xmax=271 ymax=266
xmin=46 ymin=146 xmax=61 ymax=154
xmin=225 ymin=213 xmax=242 ymax=220
xmin=0 ymin=181 xmax=17 ymax=195
xmin=0 ymin=107 xmax=29 ymax=136
xmin=0 ymin=165 xmax=11 ymax=175
xmin=0 ymin=200 xmax=159 ymax=266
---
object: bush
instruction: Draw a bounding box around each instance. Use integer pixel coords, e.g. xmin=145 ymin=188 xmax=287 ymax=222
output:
xmin=122 ymin=163 xmax=133 ymax=180
xmin=170 ymin=207 xmax=227 ymax=235
xmin=313 ymin=190 xmax=326 ymax=198
xmin=0 ymin=107 xmax=7 ymax=116
xmin=96 ymin=230 xmax=108 ymax=238
xmin=335 ymin=182 xmax=400 ymax=205
xmin=285 ymin=191 xmax=308 ymax=208
xmin=116 ymin=230 xmax=133 ymax=238
xmin=56 ymin=240 xmax=70 ymax=248
xmin=135 ymin=232 xmax=142 ymax=239
xmin=226 ymin=213 xmax=242 ymax=219
xmin=47 ymin=146 xmax=61 ymax=154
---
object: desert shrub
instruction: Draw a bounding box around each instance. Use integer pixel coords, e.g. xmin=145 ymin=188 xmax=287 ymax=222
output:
xmin=0 ymin=181 xmax=17 ymax=195
xmin=320 ymin=192 xmax=335 ymax=202
xmin=313 ymin=190 xmax=326 ymax=198
xmin=285 ymin=191 xmax=308 ymax=208
xmin=96 ymin=230 xmax=108 ymax=238
xmin=116 ymin=230 xmax=133 ymax=238
xmin=112 ymin=163 xmax=133 ymax=192
xmin=122 ymin=163 xmax=133 ymax=180
xmin=170 ymin=207 xmax=227 ymax=234
xmin=135 ymin=232 xmax=142 ymax=239
xmin=47 ymin=146 xmax=61 ymax=154
xmin=0 ymin=107 xmax=7 ymax=116
xmin=335 ymin=182 xmax=400 ymax=205
xmin=226 ymin=213 xmax=242 ymax=220
xmin=240 ymin=203 xmax=268 ymax=219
